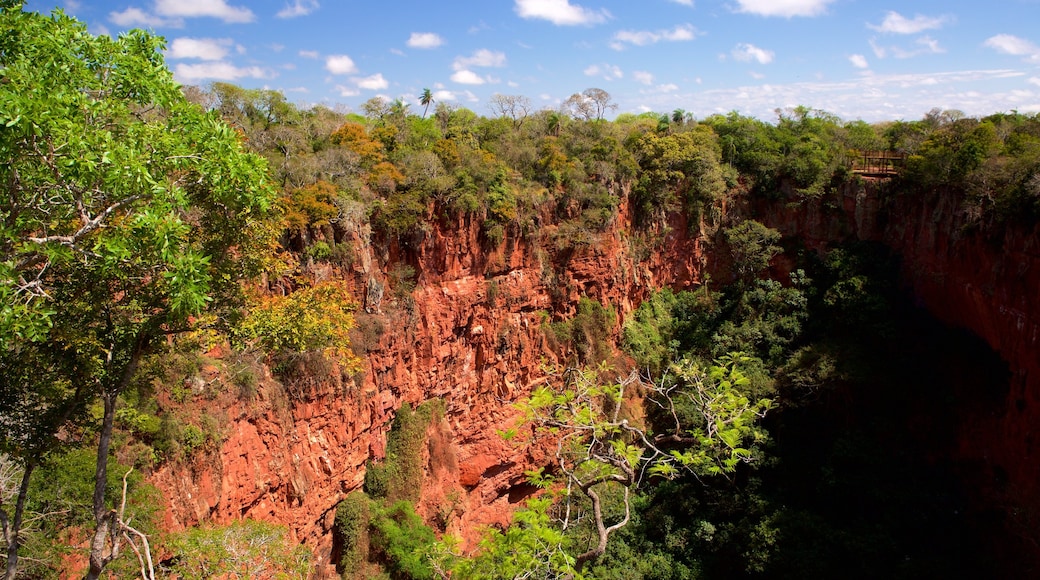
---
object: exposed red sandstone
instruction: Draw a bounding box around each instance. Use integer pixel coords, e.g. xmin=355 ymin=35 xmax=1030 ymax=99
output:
xmin=146 ymin=180 xmax=1040 ymax=574
xmin=148 ymin=197 xmax=708 ymax=576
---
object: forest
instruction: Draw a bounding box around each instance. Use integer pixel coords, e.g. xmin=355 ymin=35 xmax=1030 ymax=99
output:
xmin=2 ymin=4 xmax=1039 ymax=578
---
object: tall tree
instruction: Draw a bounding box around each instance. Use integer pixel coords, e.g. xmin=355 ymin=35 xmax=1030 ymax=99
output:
xmin=500 ymin=357 xmax=772 ymax=574
xmin=0 ymin=5 xmax=279 ymax=578
xmin=419 ymin=88 xmax=434 ymax=119
xmin=488 ymin=93 xmax=531 ymax=130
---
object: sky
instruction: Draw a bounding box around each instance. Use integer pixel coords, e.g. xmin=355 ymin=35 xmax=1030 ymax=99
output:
xmin=26 ymin=0 xmax=1040 ymax=122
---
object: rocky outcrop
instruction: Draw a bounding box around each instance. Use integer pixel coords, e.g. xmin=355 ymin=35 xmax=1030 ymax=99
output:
xmin=148 ymin=198 xmax=707 ymax=574
xmin=147 ymin=177 xmax=1040 ymax=574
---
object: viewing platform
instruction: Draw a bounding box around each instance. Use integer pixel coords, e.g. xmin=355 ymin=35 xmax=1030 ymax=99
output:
xmin=851 ymin=150 xmax=907 ymax=177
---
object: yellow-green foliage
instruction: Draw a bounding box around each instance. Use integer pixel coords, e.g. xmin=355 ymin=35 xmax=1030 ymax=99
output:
xmin=165 ymin=519 xmax=311 ymax=578
xmin=283 ymin=180 xmax=341 ymax=234
xmin=237 ymin=281 xmax=363 ymax=373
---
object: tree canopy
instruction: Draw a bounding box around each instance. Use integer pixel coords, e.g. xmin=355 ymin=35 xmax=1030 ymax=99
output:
xmin=0 ymin=5 xmax=279 ymax=577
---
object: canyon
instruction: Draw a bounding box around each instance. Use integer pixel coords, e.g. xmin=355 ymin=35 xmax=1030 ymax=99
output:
xmin=147 ymin=179 xmax=1039 ymax=575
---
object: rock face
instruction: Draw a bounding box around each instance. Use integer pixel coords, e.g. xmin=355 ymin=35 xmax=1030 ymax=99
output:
xmin=148 ymin=200 xmax=707 ymax=574
xmin=147 ymin=180 xmax=1040 ymax=573
xmin=755 ymin=179 xmax=1040 ymax=565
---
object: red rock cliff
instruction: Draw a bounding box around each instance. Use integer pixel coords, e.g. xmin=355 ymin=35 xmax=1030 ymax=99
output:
xmin=148 ymin=178 xmax=1040 ymax=574
xmin=148 ymin=198 xmax=707 ymax=575
xmin=755 ymin=179 xmax=1040 ymax=562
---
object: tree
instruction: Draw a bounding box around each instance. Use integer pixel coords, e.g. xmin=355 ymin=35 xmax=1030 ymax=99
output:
xmin=0 ymin=6 xmax=279 ymax=578
xmin=419 ymin=88 xmax=435 ymax=119
xmin=488 ymin=94 xmax=532 ymax=130
xmin=517 ymin=357 xmax=773 ymax=573
xmin=725 ymin=220 xmax=783 ymax=283
xmin=563 ymin=88 xmax=616 ymax=121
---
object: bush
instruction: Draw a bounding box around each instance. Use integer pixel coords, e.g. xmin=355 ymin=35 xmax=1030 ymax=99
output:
xmin=335 ymin=491 xmax=373 ymax=575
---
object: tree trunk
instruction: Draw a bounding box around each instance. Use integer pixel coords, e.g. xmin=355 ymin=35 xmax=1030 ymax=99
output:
xmin=2 ymin=461 xmax=35 ymax=580
xmin=84 ymin=390 xmax=118 ymax=580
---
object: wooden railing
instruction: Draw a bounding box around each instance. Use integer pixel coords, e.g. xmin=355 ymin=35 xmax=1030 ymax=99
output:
xmin=851 ymin=150 xmax=907 ymax=176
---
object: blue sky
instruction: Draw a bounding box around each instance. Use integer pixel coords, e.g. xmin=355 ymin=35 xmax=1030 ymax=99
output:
xmin=27 ymin=0 xmax=1040 ymax=122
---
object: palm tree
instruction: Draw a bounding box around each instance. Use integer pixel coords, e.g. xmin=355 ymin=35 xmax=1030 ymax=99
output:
xmin=419 ymin=88 xmax=434 ymax=119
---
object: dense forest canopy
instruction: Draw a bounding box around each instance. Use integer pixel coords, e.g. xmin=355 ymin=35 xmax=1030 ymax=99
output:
xmin=1 ymin=5 xmax=1038 ymax=578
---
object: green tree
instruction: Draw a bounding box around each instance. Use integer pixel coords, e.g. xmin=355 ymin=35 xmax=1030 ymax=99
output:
xmin=419 ymin=88 xmax=434 ymax=119
xmin=516 ymin=358 xmax=772 ymax=573
xmin=724 ymin=220 xmax=782 ymax=282
xmin=0 ymin=6 xmax=278 ymax=577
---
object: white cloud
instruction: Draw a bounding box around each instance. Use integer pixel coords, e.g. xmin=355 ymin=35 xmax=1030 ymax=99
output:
xmin=155 ymin=0 xmax=254 ymax=23
xmin=1028 ymin=77 xmax=1040 ymax=88
xmin=109 ymin=7 xmax=180 ymax=27
xmin=849 ymin=54 xmax=869 ymax=69
xmin=610 ymin=24 xmax=696 ymax=50
xmin=336 ymin=86 xmax=360 ymax=97
xmin=732 ymin=43 xmax=774 ymax=64
xmin=433 ymin=89 xmax=457 ymax=101
xmin=325 ymin=55 xmax=358 ymax=75
xmin=584 ymin=64 xmax=623 ymax=80
xmin=634 ymin=69 xmax=1028 ymax=124
xmin=633 ymin=70 xmax=655 ymax=85
xmin=984 ymin=34 xmax=1040 ymax=63
xmin=868 ymin=11 xmax=949 ymax=35
xmin=733 ymin=0 xmax=833 ymax=18
xmin=871 ymin=35 xmax=945 ymax=60
xmin=277 ymin=0 xmax=319 ymax=18
xmin=451 ymin=70 xmax=486 ymax=85
xmin=168 ymin=38 xmax=232 ymax=61
xmin=299 ymin=50 xmax=320 ymax=59
xmin=453 ymin=49 xmax=507 ymax=70
xmin=669 ymin=0 xmax=693 ymax=5
xmin=174 ymin=62 xmax=271 ymax=83
xmin=408 ymin=32 xmax=444 ymax=49
xmin=890 ymin=36 xmax=945 ymax=59
xmin=354 ymin=73 xmax=389 ymax=90
xmin=514 ymin=0 xmax=610 ymax=26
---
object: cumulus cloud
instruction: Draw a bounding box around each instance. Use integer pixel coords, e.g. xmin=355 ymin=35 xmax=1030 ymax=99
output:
xmin=732 ymin=43 xmax=774 ymax=64
xmin=514 ymin=0 xmax=610 ymax=26
xmin=154 ymin=0 xmax=254 ymax=23
xmin=174 ymin=62 xmax=271 ymax=83
xmin=453 ymin=49 xmax=507 ymax=70
xmin=633 ymin=71 xmax=655 ymax=85
xmin=277 ymin=0 xmax=319 ymax=18
xmin=451 ymin=70 xmax=486 ymax=85
xmin=168 ymin=38 xmax=232 ymax=60
xmin=868 ymin=11 xmax=950 ymax=35
xmin=584 ymin=64 xmax=623 ymax=80
xmin=355 ymin=73 xmax=388 ymax=90
xmin=984 ymin=34 xmax=1040 ymax=63
xmin=325 ymin=54 xmax=358 ymax=75
xmin=433 ymin=89 xmax=457 ymax=101
xmin=109 ymin=7 xmax=180 ymax=27
xmin=849 ymin=54 xmax=869 ymax=69
xmin=610 ymin=24 xmax=696 ymax=50
xmin=733 ymin=0 xmax=833 ymax=18
xmin=408 ymin=32 xmax=444 ymax=49
xmin=871 ymin=36 xmax=945 ymax=60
